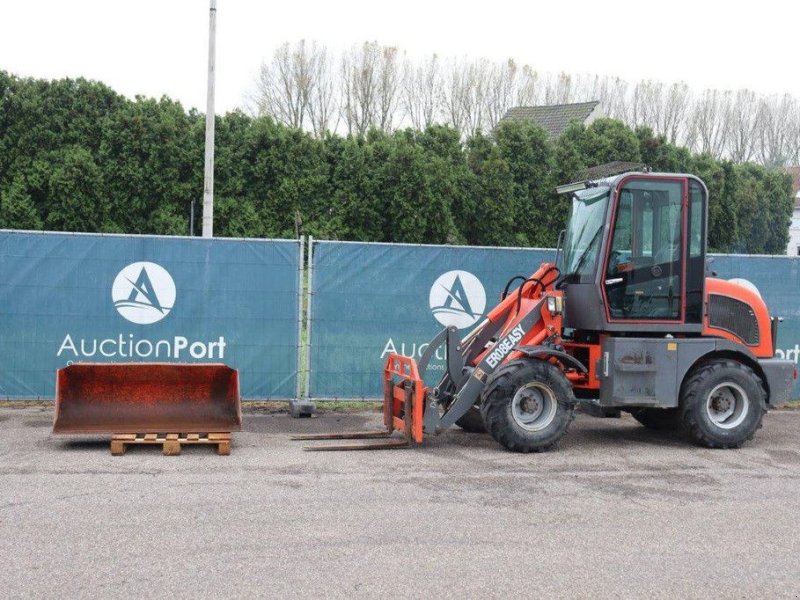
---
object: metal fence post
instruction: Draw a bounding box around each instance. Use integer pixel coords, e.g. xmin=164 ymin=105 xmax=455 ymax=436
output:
xmin=295 ymin=236 xmax=305 ymax=400
xmin=289 ymin=236 xmax=315 ymax=417
xmin=304 ymin=236 xmax=314 ymax=400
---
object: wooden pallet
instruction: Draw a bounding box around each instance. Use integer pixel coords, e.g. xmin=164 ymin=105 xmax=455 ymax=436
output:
xmin=110 ymin=433 xmax=231 ymax=456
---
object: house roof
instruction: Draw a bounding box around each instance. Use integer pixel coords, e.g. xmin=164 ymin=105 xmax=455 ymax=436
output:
xmin=501 ymin=101 xmax=601 ymax=138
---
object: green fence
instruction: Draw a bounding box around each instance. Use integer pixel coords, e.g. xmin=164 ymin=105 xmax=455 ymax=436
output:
xmin=3 ymin=232 xmax=799 ymax=401
xmin=306 ymin=241 xmax=800 ymax=400
xmin=0 ymin=230 xmax=302 ymax=399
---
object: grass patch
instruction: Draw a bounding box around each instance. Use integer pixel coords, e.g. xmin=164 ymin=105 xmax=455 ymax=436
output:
xmin=0 ymin=400 xmax=52 ymax=408
xmin=318 ymin=400 xmax=382 ymax=412
xmin=241 ymin=400 xmax=382 ymax=413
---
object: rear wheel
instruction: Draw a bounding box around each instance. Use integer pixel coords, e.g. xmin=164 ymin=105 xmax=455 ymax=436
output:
xmin=630 ymin=407 xmax=680 ymax=430
xmin=480 ymin=359 xmax=575 ymax=453
xmin=456 ymin=405 xmax=486 ymax=433
xmin=680 ymin=359 xmax=766 ymax=449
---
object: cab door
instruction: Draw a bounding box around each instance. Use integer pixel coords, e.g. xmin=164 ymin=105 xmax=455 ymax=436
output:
xmin=602 ymin=177 xmax=686 ymax=322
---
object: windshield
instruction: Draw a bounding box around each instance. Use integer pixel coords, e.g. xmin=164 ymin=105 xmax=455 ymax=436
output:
xmin=559 ymin=186 xmax=610 ymax=280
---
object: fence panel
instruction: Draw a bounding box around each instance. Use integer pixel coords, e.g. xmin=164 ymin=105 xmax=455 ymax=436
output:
xmin=308 ymin=241 xmax=553 ymax=399
xmin=0 ymin=230 xmax=301 ymax=399
xmin=308 ymin=243 xmax=800 ymax=400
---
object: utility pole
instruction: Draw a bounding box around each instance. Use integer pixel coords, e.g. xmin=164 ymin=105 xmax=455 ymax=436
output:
xmin=201 ymin=0 xmax=217 ymax=238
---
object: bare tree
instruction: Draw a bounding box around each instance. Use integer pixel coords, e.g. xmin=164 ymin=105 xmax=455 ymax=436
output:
xmin=402 ymin=54 xmax=442 ymax=130
xmin=723 ymin=89 xmax=759 ymax=163
xmin=542 ymin=72 xmax=573 ymax=105
xmin=516 ymin=65 xmax=541 ymax=106
xmin=306 ymin=45 xmax=339 ymax=137
xmin=628 ymin=80 xmax=663 ymax=130
xmin=658 ymin=82 xmax=691 ymax=143
xmin=687 ymin=89 xmax=730 ymax=158
xmin=254 ymin=41 xmax=313 ymax=128
xmin=756 ymin=94 xmax=796 ymax=166
xmin=603 ymin=77 xmax=630 ymax=122
xmin=787 ymin=101 xmax=800 ymax=166
xmin=484 ymin=59 xmax=518 ymax=129
xmin=340 ymin=42 xmax=379 ymax=136
xmin=376 ymin=45 xmax=402 ymax=131
xmin=339 ymin=42 xmax=401 ymax=135
xmin=251 ymin=39 xmax=800 ymax=167
xmin=441 ymin=57 xmax=467 ymax=132
xmin=442 ymin=58 xmax=490 ymax=136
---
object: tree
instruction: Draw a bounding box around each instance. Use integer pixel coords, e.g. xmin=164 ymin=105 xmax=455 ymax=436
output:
xmin=327 ymin=136 xmax=384 ymax=241
xmin=98 ymin=95 xmax=200 ymax=234
xmin=0 ymin=69 xmax=794 ymax=254
xmin=441 ymin=58 xmax=490 ymax=136
xmin=755 ymin=94 xmax=795 ymax=167
xmin=687 ymin=90 xmax=730 ymax=158
xmin=576 ymin=118 xmax=641 ymax=166
xmin=0 ymin=178 xmax=42 ymax=230
xmin=340 ymin=42 xmax=401 ymax=135
xmin=470 ymin=151 xmax=517 ymax=246
xmin=485 ymin=59 xmax=519 ymax=130
xmin=370 ymin=131 xmax=455 ymax=244
xmin=725 ymin=89 xmax=759 ymax=163
xmin=636 ymin=127 xmax=691 ymax=173
xmin=402 ymin=54 xmax=442 ymax=131
xmin=493 ymin=120 xmax=555 ymax=245
xmin=690 ymin=154 xmax=732 ymax=252
xmin=30 ymin=146 xmax=112 ymax=232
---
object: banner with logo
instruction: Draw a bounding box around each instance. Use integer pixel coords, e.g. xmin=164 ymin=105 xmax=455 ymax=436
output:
xmin=307 ymin=241 xmax=552 ymax=398
xmin=307 ymin=243 xmax=800 ymax=400
xmin=0 ymin=230 xmax=301 ymax=399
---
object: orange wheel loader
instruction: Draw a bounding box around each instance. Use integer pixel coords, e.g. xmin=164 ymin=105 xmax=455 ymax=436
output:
xmin=305 ymin=171 xmax=796 ymax=452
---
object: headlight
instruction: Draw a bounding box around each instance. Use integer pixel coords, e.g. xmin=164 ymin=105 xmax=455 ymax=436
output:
xmin=546 ymin=295 xmax=563 ymax=315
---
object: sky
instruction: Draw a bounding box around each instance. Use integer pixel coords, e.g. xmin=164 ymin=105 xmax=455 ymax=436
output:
xmin=1 ymin=0 xmax=798 ymax=114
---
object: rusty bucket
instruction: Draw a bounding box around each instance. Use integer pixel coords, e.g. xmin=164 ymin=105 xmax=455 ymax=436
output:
xmin=53 ymin=363 xmax=241 ymax=434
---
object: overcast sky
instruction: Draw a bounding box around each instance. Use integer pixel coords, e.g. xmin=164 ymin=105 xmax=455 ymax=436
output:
xmin=1 ymin=0 xmax=797 ymax=114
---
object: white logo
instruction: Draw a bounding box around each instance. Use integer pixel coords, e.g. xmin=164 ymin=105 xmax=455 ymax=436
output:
xmin=429 ymin=270 xmax=486 ymax=329
xmin=111 ymin=262 xmax=176 ymax=325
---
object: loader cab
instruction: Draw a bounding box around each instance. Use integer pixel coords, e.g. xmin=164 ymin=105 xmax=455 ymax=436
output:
xmin=559 ymin=173 xmax=708 ymax=334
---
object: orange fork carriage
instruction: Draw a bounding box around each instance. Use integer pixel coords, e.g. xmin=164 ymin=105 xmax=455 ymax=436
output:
xmin=383 ymin=354 xmax=424 ymax=443
xmin=296 ymin=263 xmax=588 ymax=451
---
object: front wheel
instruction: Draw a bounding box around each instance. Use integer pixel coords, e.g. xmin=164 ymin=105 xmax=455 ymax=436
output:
xmin=680 ymin=359 xmax=766 ymax=449
xmin=480 ymin=359 xmax=576 ymax=453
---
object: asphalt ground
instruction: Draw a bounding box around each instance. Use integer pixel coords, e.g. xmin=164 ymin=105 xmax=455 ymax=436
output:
xmin=1 ymin=405 xmax=799 ymax=599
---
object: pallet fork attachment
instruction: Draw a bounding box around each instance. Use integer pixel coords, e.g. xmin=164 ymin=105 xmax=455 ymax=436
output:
xmin=294 ymin=263 xmax=563 ymax=451
xmin=292 ymin=355 xmax=425 ymax=451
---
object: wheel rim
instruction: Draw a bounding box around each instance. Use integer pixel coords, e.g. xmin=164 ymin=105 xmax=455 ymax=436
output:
xmin=511 ymin=382 xmax=558 ymax=432
xmin=705 ymin=382 xmax=749 ymax=430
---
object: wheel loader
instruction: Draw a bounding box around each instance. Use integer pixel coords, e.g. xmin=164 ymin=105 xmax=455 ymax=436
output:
xmin=300 ymin=171 xmax=795 ymax=452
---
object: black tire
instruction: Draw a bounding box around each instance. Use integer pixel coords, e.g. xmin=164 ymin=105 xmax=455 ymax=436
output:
xmin=456 ymin=405 xmax=486 ymax=433
xmin=480 ymin=359 xmax=576 ymax=453
xmin=630 ymin=407 xmax=680 ymax=430
xmin=680 ymin=359 xmax=766 ymax=449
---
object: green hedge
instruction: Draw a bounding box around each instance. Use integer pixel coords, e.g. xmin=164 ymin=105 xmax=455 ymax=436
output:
xmin=0 ymin=72 xmax=792 ymax=253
